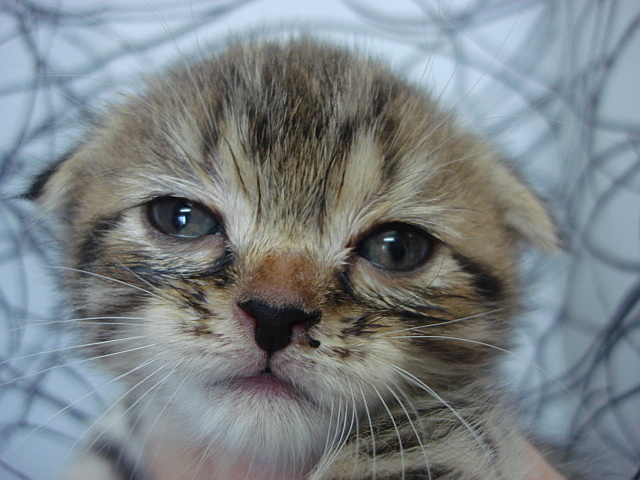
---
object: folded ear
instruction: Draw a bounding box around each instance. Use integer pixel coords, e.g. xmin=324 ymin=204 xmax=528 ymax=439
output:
xmin=25 ymin=150 xmax=79 ymax=223
xmin=25 ymin=160 xmax=62 ymax=201
xmin=488 ymin=160 xmax=559 ymax=251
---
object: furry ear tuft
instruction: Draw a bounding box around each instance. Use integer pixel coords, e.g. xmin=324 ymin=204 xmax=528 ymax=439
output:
xmin=490 ymin=161 xmax=559 ymax=251
xmin=502 ymin=195 xmax=559 ymax=251
xmin=24 ymin=152 xmax=79 ymax=224
xmin=25 ymin=147 xmax=79 ymax=201
xmin=25 ymin=162 xmax=62 ymax=201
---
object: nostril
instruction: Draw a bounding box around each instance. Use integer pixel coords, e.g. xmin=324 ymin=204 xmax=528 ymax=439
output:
xmin=237 ymin=299 xmax=320 ymax=354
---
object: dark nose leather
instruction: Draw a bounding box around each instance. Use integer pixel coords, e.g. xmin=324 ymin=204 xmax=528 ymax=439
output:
xmin=238 ymin=299 xmax=320 ymax=354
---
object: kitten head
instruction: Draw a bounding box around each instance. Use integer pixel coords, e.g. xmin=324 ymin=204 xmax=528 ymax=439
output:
xmin=30 ymin=37 xmax=556 ymax=476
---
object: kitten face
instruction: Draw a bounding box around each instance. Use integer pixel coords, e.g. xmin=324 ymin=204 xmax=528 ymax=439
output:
xmin=32 ymin=38 xmax=556 ymax=477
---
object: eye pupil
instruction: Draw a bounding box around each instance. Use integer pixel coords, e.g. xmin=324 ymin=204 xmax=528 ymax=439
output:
xmin=382 ymin=233 xmax=407 ymax=263
xmin=147 ymin=197 xmax=222 ymax=238
xmin=173 ymin=204 xmax=192 ymax=231
xmin=357 ymin=224 xmax=431 ymax=272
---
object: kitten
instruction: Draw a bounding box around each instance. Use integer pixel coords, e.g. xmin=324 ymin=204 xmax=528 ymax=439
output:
xmin=29 ymin=36 xmax=561 ymax=480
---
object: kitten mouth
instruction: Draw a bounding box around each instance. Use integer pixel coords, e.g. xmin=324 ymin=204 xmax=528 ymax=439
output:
xmin=226 ymin=372 xmax=300 ymax=400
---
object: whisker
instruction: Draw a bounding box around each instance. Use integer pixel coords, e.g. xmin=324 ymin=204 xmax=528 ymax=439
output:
xmin=46 ymin=265 xmax=163 ymax=299
xmin=313 ymin=395 xmax=350 ymax=479
xmin=130 ymin=358 xmax=193 ymax=477
xmin=389 ymin=334 xmax=512 ymax=352
xmin=357 ymin=383 xmax=377 ymax=480
xmin=389 ymin=334 xmax=577 ymax=401
xmin=385 ymin=381 xmax=432 ymax=479
xmin=24 ymin=350 xmax=166 ymax=445
xmin=109 ymin=259 xmax=166 ymax=295
xmin=379 ymin=308 xmax=504 ymax=336
xmin=77 ymin=358 xmax=173 ymax=458
xmin=345 ymin=382 xmax=362 ymax=480
xmin=1 ymin=343 xmax=156 ymax=387
xmin=0 ymin=335 xmax=148 ymax=370
xmin=6 ymin=316 xmax=145 ymax=332
xmin=370 ymin=383 xmax=406 ymax=480
xmin=322 ymin=395 xmax=338 ymax=460
xmin=318 ymin=396 xmax=346 ymax=478
xmin=389 ymin=364 xmax=493 ymax=465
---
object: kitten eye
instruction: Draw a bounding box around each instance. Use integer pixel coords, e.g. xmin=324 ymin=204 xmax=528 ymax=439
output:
xmin=356 ymin=224 xmax=432 ymax=272
xmin=147 ymin=197 xmax=223 ymax=238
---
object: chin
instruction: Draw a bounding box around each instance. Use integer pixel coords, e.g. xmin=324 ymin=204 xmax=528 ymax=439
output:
xmin=167 ymin=373 xmax=334 ymax=478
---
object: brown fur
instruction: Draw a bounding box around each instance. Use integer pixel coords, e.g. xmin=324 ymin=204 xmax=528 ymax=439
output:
xmin=34 ymin=37 xmax=558 ymax=479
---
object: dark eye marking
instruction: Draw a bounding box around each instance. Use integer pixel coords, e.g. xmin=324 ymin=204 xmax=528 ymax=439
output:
xmin=147 ymin=197 xmax=223 ymax=239
xmin=77 ymin=213 xmax=123 ymax=269
xmin=451 ymin=253 xmax=503 ymax=301
xmin=356 ymin=223 xmax=433 ymax=272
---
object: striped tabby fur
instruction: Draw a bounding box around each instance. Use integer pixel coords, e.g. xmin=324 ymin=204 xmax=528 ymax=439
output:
xmin=31 ymin=37 xmax=560 ymax=480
